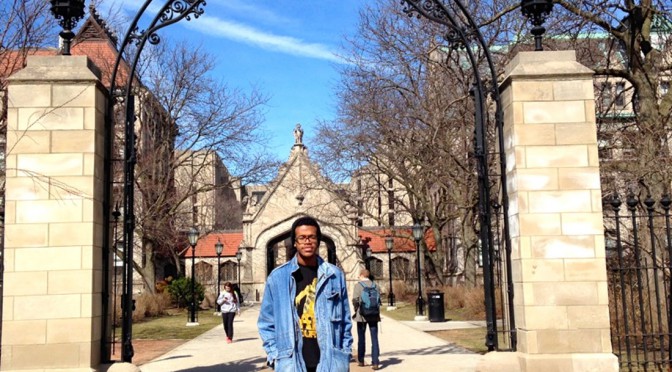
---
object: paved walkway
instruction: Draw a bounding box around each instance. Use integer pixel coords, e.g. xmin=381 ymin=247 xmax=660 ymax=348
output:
xmin=139 ymin=304 xmax=484 ymax=372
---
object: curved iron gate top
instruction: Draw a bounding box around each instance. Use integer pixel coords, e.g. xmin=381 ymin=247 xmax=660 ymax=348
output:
xmin=102 ymin=0 xmax=206 ymax=364
xmin=400 ymin=0 xmax=515 ymax=352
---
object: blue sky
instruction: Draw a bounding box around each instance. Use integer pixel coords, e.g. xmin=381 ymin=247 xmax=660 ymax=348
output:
xmin=100 ymin=0 xmax=363 ymax=160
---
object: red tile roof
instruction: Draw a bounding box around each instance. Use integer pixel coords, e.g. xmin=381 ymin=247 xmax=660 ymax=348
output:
xmin=357 ymin=228 xmax=436 ymax=254
xmin=184 ymin=227 xmax=437 ymax=258
xmin=186 ymin=231 xmax=244 ymax=258
xmin=1 ymin=15 xmax=131 ymax=88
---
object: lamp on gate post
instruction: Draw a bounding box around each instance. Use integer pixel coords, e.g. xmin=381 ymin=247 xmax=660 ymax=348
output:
xmin=49 ymin=0 xmax=86 ymax=56
xmin=412 ymin=221 xmax=426 ymax=319
xmin=187 ymin=227 xmax=199 ymax=326
xmin=521 ymin=0 xmax=554 ymax=51
xmin=235 ymin=249 xmax=243 ymax=290
xmin=385 ymin=235 xmax=396 ymax=309
xmin=215 ymin=238 xmax=223 ymax=313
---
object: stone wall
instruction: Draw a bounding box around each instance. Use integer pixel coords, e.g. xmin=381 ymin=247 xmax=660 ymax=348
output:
xmin=2 ymin=56 xmax=106 ymax=371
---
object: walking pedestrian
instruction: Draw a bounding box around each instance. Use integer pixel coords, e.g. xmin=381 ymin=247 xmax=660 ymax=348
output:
xmin=352 ymin=268 xmax=382 ymax=370
xmin=257 ymin=216 xmax=353 ymax=372
xmin=217 ymin=281 xmax=240 ymax=343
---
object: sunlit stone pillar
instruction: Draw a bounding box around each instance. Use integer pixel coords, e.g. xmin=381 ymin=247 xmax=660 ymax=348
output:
xmin=479 ymin=51 xmax=618 ymax=371
xmin=2 ymin=56 xmax=106 ymax=371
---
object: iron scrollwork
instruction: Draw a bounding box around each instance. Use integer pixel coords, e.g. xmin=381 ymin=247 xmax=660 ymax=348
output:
xmin=128 ymin=0 xmax=206 ymax=45
xmin=103 ymin=0 xmax=207 ymax=364
xmin=400 ymin=0 xmax=515 ymax=353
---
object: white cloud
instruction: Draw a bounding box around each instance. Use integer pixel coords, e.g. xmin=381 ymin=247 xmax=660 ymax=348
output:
xmin=186 ymin=15 xmax=345 ymax=63
xmin=97 ymin=0 xmax=345 ymax=64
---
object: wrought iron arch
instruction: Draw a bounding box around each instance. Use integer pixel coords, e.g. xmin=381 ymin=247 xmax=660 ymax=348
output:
xmin=401 ymin=0 xmax=515 ymax=352
xmin=101 ymin=0 xmax=207 ymax=364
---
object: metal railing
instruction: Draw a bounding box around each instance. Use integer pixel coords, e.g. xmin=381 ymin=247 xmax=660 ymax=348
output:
xmin=605 ymin=193 xmax=672 ymax=371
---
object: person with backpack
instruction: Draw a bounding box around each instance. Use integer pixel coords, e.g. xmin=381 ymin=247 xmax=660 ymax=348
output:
xmin=352 ymin=268 xmax=381 ymax=370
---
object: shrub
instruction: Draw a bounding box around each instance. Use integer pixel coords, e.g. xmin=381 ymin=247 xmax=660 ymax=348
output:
xmin=442 ymin=285 xmax=466 ymax=310
xmin=461 ymin=286 xmax=486 ymax=319
xmin=167 ymin=277 xmax=205 ymax=308
xmin=111 ymin=292 xmax=172 ymax=324
xmin=392 ymin=279 xmax=417 ymax=302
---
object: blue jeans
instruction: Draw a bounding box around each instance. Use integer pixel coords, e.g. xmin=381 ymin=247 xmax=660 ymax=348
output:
xmin=356 ymin=321 xmax=379 ymax=365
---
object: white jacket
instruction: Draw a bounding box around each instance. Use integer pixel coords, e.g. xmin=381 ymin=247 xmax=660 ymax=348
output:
xmin=217 ymin=290 xmax=239 ymax=313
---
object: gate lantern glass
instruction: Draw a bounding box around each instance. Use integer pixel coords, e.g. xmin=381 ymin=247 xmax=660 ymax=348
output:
xmin=215 ymin=238 xmax=223 ymax=312
xmin=49 ymin=0 xmax=85 ymax=55
xmin=521 ymin=0 xmax=554 ymax=51
xmin=385 ymin=235 xmax=395 ymax=307
xmin=412 ymin=221 xmax=425 ymax=317
xmin=187 ymin=227 xmax=199 ymax=325
xmin=236 ymin=249 xmax=243 ymax=291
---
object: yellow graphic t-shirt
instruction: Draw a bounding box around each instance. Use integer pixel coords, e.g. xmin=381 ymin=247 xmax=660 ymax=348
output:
xmin=296 ymin=277 xmax=317 ymax=338
xmin=294 ymin=265 xmax=320 ymax=368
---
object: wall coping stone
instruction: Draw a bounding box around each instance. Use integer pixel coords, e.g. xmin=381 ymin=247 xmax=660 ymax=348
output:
xmin=8 ymin=55 xmax=101 ymax=83
xmin=501 ymin=51 xmax=594 ymax=89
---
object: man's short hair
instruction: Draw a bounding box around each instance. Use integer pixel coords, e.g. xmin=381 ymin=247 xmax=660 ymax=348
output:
xmin=290 ymin=216 xmax=322 ymax=247
xmin=360 ymin=268 xmax=370 ymax=278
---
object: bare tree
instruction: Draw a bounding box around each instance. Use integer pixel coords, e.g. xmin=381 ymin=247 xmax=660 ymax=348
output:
xmin=121 ymin=40 xmax=276 ymax=290
xmin=314 ymin=0 xmax=488 ymax=286
xmin=0 ymin=1 xmax=57 ymax=214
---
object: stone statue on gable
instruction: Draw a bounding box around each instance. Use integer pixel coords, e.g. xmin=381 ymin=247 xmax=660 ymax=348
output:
xmin=293 ymin=123 xmax=304 ymax=145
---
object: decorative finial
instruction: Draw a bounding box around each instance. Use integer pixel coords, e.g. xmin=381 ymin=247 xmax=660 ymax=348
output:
xmin=521 ymin=0 xmax=554 ymax=51
xmin=49 ymin=0 xmax=86 ymax=55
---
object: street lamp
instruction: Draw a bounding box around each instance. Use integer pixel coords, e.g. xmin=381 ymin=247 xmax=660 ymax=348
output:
xmin=187 ymin=227 xmax=199 ymax=325
xmin=412 ymin=221 xmax=426 ymax=318
xmin=365 ymin=244 xmax=372 ymax=272
xmin=49 ymin=0 xmax=86 ymax=56
xmin=235 ymin=249 xmax=243 ymax=290
xmin=215 ymin=238 xmax=223 ymax=313
xmin=521 ymin=0 xmax=554 ymax=51
xmin=385 ymin=235 xmax=395 ymax=308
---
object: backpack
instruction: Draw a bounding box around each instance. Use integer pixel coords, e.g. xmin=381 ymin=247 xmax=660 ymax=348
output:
xmin=358 ymin=281 xmax=380 ymax=317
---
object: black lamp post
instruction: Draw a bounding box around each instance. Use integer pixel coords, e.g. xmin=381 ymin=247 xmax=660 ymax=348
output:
xmin=412 ymin=221 xmax=425 ymax=317
xmin=49 ymin=0 xmax=86 ymax=56
xmin=215 ymin=238 xmax=223 ymax=312
xmin=187 ymin=227 xmax=199 ymax=325
xmin=521 ymin=0 xmax=554 ymax=51
xmin=236 ymin=250 xmax=243 ymax=290
xmin=365 ymin=245 xmax=372 ymax=271
xmin=385 ymin=235 xmax=395 ymax=307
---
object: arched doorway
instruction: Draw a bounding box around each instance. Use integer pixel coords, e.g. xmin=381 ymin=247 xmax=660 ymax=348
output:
xmin=266 ymin=232 xmax=337 ymax=276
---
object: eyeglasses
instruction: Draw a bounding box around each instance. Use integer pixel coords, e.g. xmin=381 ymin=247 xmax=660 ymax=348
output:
xmin=296 ymin=235 xmax=318 ymax=243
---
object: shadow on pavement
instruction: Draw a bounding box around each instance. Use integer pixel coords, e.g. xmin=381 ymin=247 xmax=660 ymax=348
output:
xmin=386 ymin=343 xmax=475 ymax=356
xmin=173 ymin=356 xmax=267 ymax=372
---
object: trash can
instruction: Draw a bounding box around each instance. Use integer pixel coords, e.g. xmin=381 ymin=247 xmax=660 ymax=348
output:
xmin=427 ymin=290 xmax=445 ymax=322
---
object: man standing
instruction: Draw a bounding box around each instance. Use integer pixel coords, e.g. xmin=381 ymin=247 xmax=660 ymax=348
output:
xmin=258 ymin=216 xmax=353 ymax=372
xmin=352 ymin=268 xmax=381 ymax=370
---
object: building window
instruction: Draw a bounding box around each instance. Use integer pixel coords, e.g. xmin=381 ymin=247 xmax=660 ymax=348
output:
xmin=222 ymin=261 xmax=238 ymax=282
xmin=615 ymin=82 xmax=625 ymax=107
xmin=661 ymin=81 xmax=670 ymax=96
xmin=391 ymin=256 xmax=411 ymax=281
xmin=599 ymin=82 xmax=613 ymax=109
xmin=369 ymin=257 xmax=383 ymax=279
xmin=195 ymin=261 xmax=213 ymax=285
xmin=387 ymin=178 xmax=395 ymax=226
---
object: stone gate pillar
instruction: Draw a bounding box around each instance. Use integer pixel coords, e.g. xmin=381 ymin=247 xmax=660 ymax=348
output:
xmin=2 ymin=56 xmax=107 ymax=371
xmin=489 ymin=51 xmax=619 ymax=371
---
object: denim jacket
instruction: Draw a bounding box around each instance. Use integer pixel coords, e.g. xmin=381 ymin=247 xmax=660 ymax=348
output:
xmin=258 ymin=255 xmax=353 ymax=371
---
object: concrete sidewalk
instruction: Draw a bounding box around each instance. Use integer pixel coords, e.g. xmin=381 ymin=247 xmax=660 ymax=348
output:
xmin=139 ymin=304 xmax=484 ymax=372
